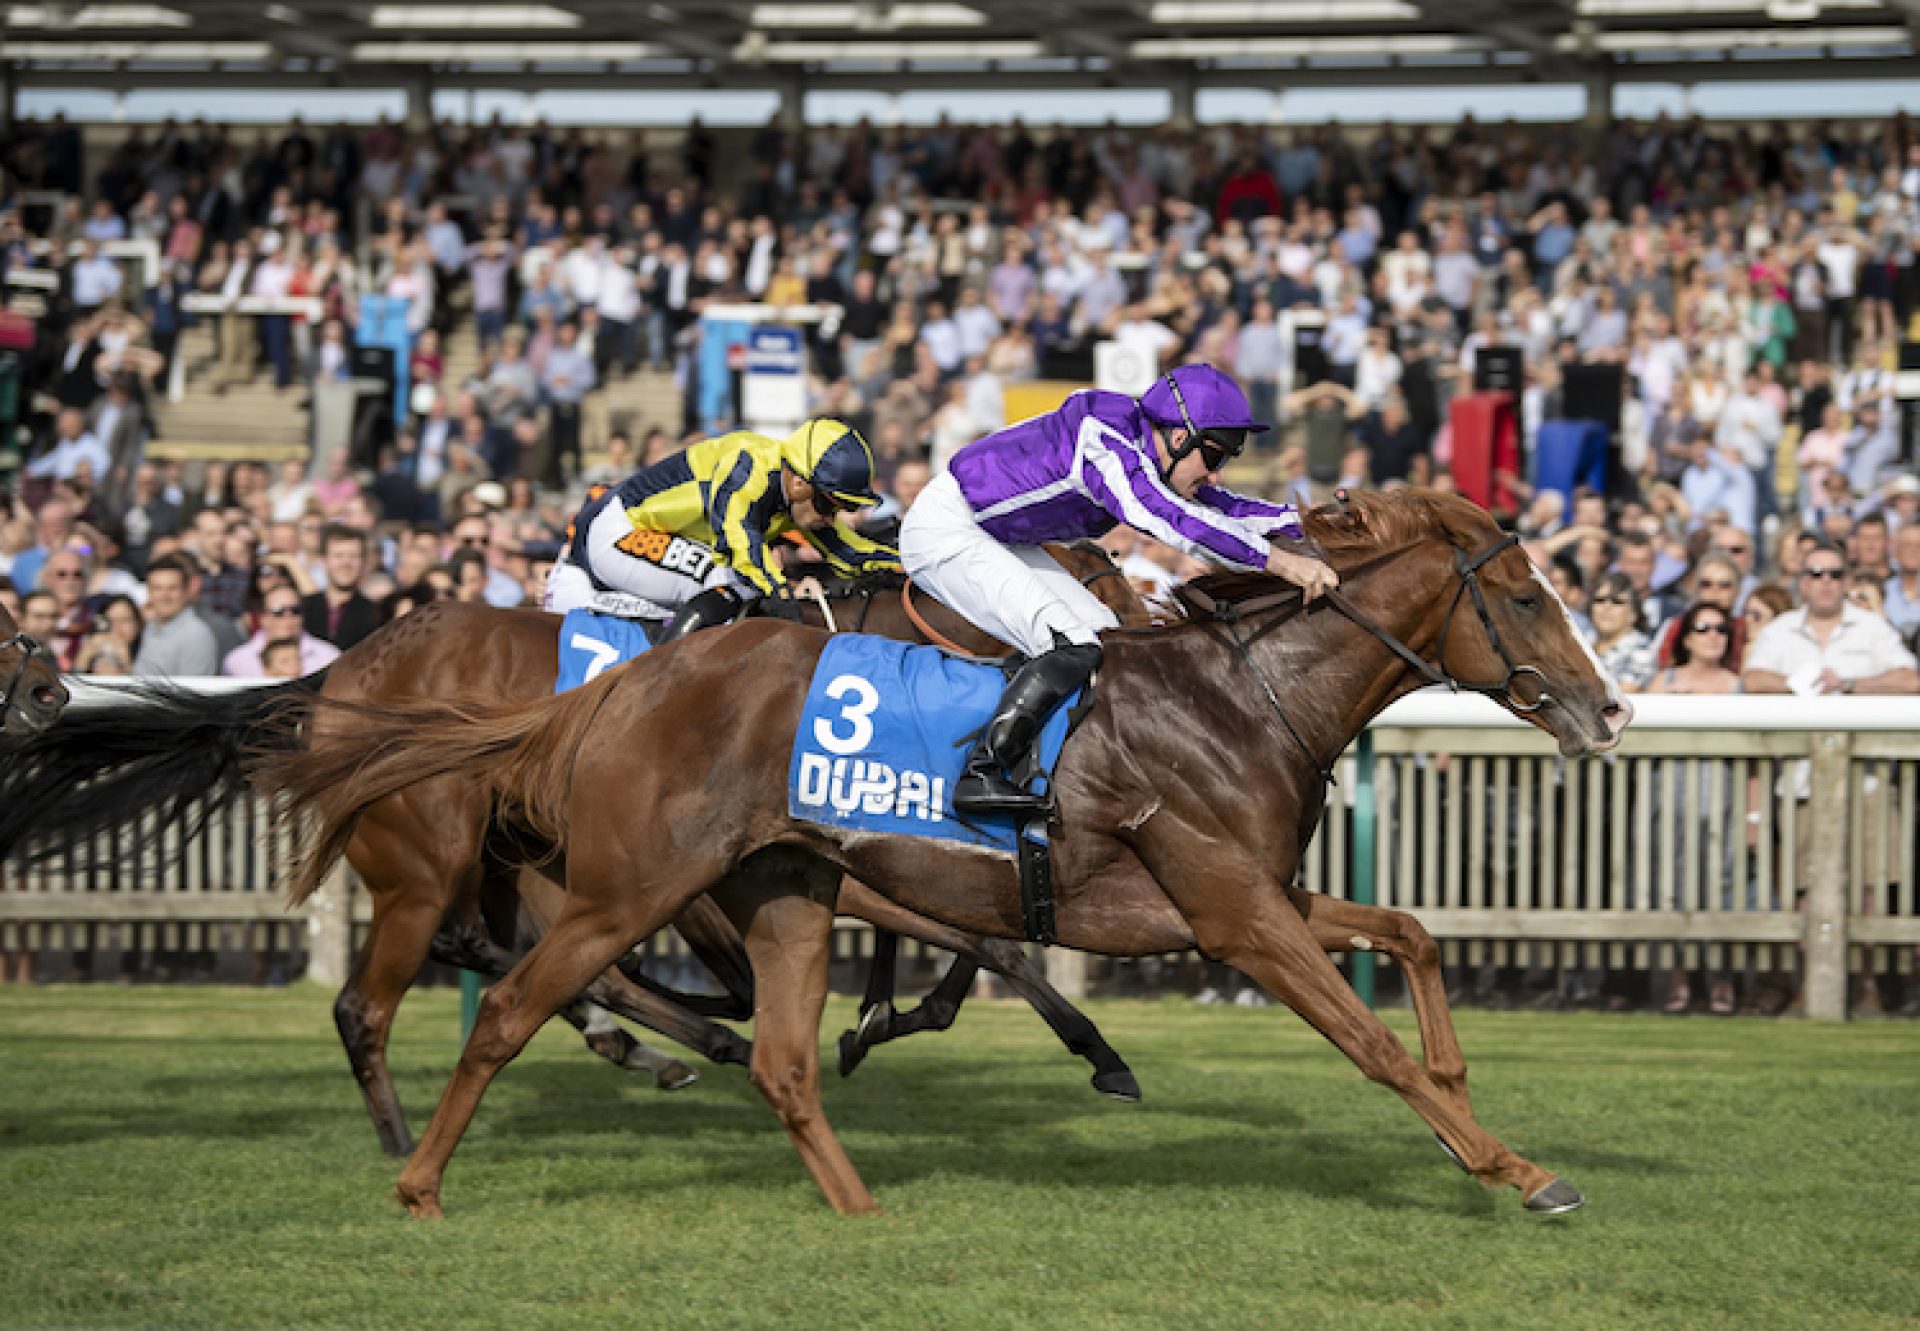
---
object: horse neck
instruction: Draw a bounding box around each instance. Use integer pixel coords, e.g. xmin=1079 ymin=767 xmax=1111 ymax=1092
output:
xmin=1170 ymin=537 xmax=1465 ymax=778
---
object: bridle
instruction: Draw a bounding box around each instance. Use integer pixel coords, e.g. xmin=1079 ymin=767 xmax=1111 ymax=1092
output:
xmin=1180 ymin=530 xmax=1552 ymax=785
xmin=0 ymin=631 xmax=50 ymax=733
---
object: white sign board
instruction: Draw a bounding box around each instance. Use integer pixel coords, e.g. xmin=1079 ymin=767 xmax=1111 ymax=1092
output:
xmin=741 ymin=324 xmax=808 ymax=436
xmin=1094 ymin=339 xmax=1158 ymax=397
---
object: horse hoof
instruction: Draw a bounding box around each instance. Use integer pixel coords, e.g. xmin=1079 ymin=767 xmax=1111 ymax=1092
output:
xmin=395 ymin=1185 xmax=443 ymax=1221
xmin=836 ymin=1029 xmax=870 ymax=1079
xmin=1434 ymin=1131 xmax=1471 ymax=1174
xmin=1092 ymin=1069 xmax=1142 ymax=1102
xmin=653 ymin=1061 xmax=699 ymax=1091
xmin=381 ymin=1138 xmax=415 ymax=1160
xmin=1524 ymin=1178 xmax=1585 ymax=1215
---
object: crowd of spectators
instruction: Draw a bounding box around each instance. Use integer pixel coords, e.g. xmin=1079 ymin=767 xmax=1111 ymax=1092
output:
xmin=7 ymin=107 xmax=1920 ymax=695
xmin=9 ymin=105 xmax=1920 ymax=1008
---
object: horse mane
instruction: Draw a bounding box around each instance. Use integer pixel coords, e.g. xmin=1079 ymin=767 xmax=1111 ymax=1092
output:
xmin=1170 ymin=487 xmax=1504 ymax=621
xmin=820 ymin=567 xmax=907 ymax=598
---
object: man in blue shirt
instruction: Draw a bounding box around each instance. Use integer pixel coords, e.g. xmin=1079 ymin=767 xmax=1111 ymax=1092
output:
xmin=1528 ymin=201 xmax=1576 ymax=286
xmin=1678 ymin=437 xmax=1758 ymax=538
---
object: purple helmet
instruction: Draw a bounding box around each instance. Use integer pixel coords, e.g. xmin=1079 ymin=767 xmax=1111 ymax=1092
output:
xmin=1138 ymin=364 xmax=1271 ymax=436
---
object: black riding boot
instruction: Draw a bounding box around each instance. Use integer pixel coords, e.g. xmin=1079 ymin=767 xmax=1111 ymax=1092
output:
xmin=660 ymin=586 xmax=745 ymax=643
xmin=952 ymin=641 xmax=1102 ymax=817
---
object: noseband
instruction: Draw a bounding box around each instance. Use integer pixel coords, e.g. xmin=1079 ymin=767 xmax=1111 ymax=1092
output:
xmin=0 ymin=632 xmax=50 ymax=732
xmin=1183 ymin=531 xmax=1551 ymax=784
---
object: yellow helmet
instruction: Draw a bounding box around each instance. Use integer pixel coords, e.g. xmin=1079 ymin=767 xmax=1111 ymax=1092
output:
xmin=783 ymin=419 xmax=881 ymax=511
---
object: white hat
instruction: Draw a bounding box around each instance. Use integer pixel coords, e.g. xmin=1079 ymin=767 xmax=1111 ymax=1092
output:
xmin=471 ymin=481 xmax=508 ymax=510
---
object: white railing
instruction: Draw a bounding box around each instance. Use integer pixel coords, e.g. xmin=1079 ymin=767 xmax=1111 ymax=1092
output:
xmin=5 ymin=684 xmax=1917 ymax=1017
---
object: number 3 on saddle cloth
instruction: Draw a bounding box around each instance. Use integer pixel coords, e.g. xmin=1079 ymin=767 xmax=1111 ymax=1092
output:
xmin=788 ymin=637 xmax=1091 ymax=941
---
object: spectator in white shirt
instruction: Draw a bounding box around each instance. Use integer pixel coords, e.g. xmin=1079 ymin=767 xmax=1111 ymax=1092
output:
xmin=595 ymin=246 xmax=642 ymax=378
xmin=1112 ymin=303 xmax=1180 ymax=371
xmin=562 ymin=235 xmax=608 ymax=307
xmin=249 ymin=236 xmax=297 ymax=388
xmin=1353 ymin=325 xmax=1403 ymax=409
xmin=919 ymin=300 xmax=964 ymax=374
xmin=1745 ymin=538 xmax=1919 ymax=695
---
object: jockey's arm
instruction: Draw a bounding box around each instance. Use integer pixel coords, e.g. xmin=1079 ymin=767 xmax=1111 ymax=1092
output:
xmin=800 ymin=521 xmax=901 ymax=578
xmin=706 ymin=448 xmax=785 ymax=597
xmin=1193 ymin=481 xmax=1305 ymax=542
xmin=1077 ymin=419 xmax=1275 ymax=572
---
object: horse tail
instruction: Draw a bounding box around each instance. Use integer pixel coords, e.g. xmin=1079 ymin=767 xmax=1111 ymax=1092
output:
xmin=0 ymin=674 xmax=326 ymax=869
xmin=253 ymin=673 xmax=615 ymax=908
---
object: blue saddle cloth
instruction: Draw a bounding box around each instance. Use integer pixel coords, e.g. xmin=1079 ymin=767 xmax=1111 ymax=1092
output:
xmin=554 ymin=609 xmax=655 ymax=693
xmin=788 ymin=635 xmax=1080 ymax=854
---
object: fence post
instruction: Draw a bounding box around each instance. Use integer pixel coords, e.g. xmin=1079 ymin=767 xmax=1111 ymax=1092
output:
xmin=1045 ymin=947 xmax=1088 ymax=1001
xmin=460 ymin=969 xmax=482 ymax=1040
xmin=305 ymin=860 xmax=354 ymax=990
xmin=1804 ymin=731 xmax=1852 ymax=1021
xmin=1351 ymin=730 xmax=1377 ymax=1008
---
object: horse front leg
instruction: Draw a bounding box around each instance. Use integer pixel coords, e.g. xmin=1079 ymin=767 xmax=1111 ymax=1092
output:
xmin=1132 ymin=824 xmax=1576 ymax=1212
xmin=1283 ymin=884 xmax=1470 ymax=1106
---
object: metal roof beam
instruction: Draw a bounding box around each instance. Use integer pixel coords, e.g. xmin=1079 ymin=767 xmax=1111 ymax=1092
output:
xmin=1418 ymin=1 xmax=1584 ymax=77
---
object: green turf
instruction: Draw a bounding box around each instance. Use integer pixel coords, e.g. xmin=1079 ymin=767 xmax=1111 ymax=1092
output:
xmin=0 ymin=987 xmax=1915 ymax=1331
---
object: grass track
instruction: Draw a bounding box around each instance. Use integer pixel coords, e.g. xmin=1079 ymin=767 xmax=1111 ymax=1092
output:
xmin=1 ymin=987 xmax=1916 ymax=1330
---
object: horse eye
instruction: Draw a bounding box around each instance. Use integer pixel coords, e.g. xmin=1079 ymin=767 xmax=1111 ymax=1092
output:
xmin=1514 ymin=595 xmax=1540 ymax=613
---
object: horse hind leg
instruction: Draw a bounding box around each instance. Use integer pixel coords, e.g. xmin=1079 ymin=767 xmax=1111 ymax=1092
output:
xmin=503 ymin=867 xmax=736 ymax=1080
xmin=715 ymin=858 xmax=877 ymax=1216
xmin=395 ymin=891 xmax=706 ymax=1219
xmin=337 ymin=847 xmax=467 ymax=1158
xmin=835 ymin=928 xmax=901 ymax=1078
xmin=561 ymin=999 xmax=700 ymax=1090
xmin=836 ymin=884 xmax=1140 ymax=1101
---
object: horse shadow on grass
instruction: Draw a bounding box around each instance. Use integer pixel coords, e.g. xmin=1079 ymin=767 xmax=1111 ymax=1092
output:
xmin=471 ymin=1054 xmax=1575 ymax=1217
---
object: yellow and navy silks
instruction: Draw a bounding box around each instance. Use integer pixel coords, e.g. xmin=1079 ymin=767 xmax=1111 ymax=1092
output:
xmin=580 ymin=420 xmax=895 ymax=597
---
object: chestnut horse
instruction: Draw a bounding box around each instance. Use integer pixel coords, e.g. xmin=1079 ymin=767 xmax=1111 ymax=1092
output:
xmin=0 ymin=545 xmax=1152 ymax=1157
xmin=0 ymin=601 xmax=68 ymax=738
xmin=260 ymin=489 xmax=1631 ymax=1218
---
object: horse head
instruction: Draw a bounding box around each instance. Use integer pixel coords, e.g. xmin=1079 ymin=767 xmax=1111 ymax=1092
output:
xmin=1309 ymin=489 xmax=1630 ymax=757
xmin=0 ymin=602 xmax=68 ymax=740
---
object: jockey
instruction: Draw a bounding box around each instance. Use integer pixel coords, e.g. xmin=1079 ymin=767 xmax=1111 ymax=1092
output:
xmin=545 ymin=419 xmax=898 ymax=638
xmin=901 ymin=363 xmax=1339 ymax=817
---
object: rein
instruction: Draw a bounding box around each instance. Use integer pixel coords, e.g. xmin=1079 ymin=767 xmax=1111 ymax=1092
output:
xmin=1180 ymin=531 xmax=1543 ymax=784
xmin=899 ymin=581 xmax=974 ymax=655
xmin=0 ymin=632 xmax=48 ymax=732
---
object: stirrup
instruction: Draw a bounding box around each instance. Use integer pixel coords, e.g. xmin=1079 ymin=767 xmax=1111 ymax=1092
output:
xmin=953 ymin=771 xmax=1050 ymax=817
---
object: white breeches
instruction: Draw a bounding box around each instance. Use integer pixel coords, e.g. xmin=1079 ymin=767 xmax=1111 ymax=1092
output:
xmin=542 ymin=500 xmax=747 ymax=619
xmin=899 ymin=470 xmax=1118 ymax=659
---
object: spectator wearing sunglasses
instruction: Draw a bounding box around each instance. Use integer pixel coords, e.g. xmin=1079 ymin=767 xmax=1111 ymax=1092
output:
xmin=1648 ymin=603 xmax=1742 ymax=697
xmin=1654 ymin=552 xmax=1749 ymax=671
xmin=1744 ymin=538 xmax=1920 ymax=696
xmin=1581 ymin=571 xmax=1656 ymax=693
xmin=222 ymin=585 xmax=340 ymax=678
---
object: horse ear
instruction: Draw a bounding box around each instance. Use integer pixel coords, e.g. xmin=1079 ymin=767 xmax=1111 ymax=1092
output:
xmin=1331 ymin=489 xmax=1367 ymax=532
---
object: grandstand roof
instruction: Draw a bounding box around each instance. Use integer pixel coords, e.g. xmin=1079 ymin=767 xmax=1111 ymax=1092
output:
xmin=6 ymin=1 xmax=1920 ymax=94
